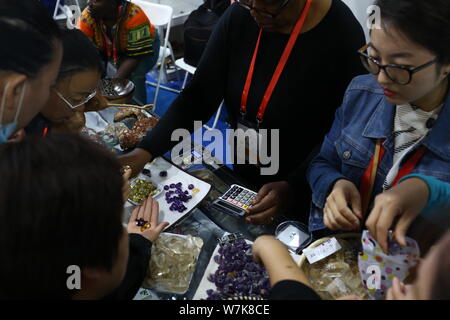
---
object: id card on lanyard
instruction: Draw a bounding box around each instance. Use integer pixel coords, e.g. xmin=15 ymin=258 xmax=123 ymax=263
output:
xmin=233 ymin=0 xmax=313 ymax=165
xmin=101 ymin=5 xmax=124 ymax=66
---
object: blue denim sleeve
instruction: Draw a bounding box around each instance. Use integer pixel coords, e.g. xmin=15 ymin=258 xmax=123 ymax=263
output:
xmin=307 ymin=95 xmax=348 ymax=210
xmin=306 ymin=91 xmax=350 ymax=231
xmin=399 ymin=174 xmax=450 ymax=217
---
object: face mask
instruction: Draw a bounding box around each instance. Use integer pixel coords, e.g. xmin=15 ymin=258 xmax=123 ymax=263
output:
xmin=0 ymin=81 xmax=26 ymax=143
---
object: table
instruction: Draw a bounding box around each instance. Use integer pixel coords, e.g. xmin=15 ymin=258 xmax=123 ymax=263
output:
xmin=129 ymin=154 xmax=282 ymax=300
xmin=88 ymin=106 xmax=287 ymax=300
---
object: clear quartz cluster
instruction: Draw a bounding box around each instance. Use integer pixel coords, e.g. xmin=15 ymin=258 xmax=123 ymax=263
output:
xmin=304 ymin=238 xmax=368 ymax=300
xmin=145 ymin=235 xmax=204 ymax=294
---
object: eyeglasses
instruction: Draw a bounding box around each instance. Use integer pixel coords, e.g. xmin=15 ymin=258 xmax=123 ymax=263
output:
xmin=54 ymin=89 xmax=97 ymax=109
xmin=237 ymin=0 xmax=291 ymax=19
xmin=358 ymin=44 xmax=437 ymax=85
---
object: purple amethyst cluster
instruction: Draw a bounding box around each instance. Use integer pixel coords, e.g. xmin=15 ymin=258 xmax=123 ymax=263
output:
xmin=164 ymin=182 xmax=194 ymax=213
xmin=206 ymin=239 xmax=270 ymax=300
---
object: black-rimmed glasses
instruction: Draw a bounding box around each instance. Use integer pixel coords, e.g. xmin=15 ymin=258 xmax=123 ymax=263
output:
xmin=358 ymin=44 xmax=437 ymax=85
xmin=237 ymin=0 xmax=291 ymax=19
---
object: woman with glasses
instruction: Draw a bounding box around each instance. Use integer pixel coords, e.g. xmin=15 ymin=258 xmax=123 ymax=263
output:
xmin=26 ymin=29 xmax=108 ymax=136
xmin=120 ymin=0 xmax=366 ymax=225
xmin=307 ymin=0 xmax=450 ymax=233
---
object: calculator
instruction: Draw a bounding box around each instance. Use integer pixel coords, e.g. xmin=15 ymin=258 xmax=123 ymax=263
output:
xmin=211 ymin=184 xmax=258 ymax=218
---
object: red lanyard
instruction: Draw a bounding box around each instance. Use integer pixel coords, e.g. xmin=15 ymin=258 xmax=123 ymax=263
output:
xmin=240 ymin=0 xmax=313 ymax=124
xmin=359 ymin=139 xmax=427 ymax=215
xmin=101 ymin=5 xmax=123 ymax=65
xmin=43 ymin=127 xmax=48 ymax=137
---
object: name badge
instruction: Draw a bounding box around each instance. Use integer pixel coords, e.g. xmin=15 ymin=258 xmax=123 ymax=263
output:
xmin=229 ymin=118 xmax=264 ymax=166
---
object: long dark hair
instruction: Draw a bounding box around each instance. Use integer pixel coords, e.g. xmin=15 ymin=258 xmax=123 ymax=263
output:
xmin=0 ymin=0 xmax=62 ymax=78
xmin=0 ymin=135 xmax=125 ymax=299
xmin=375 ymin=0 xmax=450 ymax=66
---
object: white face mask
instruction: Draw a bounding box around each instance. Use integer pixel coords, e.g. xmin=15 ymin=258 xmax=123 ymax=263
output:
xmin=0 ymin=81 xmax=26 ymax=143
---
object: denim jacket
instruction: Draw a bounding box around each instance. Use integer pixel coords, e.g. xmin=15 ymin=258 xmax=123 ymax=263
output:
xmin=307 ymin=74 xmax=450 ymax=232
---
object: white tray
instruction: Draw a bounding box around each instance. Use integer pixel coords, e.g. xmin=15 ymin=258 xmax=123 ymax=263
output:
xmin=125 ymin=157 xmax=211 ymax=228
xmin=85 ymin=110 xmax=211 ymax=228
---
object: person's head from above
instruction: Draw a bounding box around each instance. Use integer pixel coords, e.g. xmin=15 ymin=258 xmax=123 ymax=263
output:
xmin=237 ymin=0 xmax=311 ymax=33
xmin=0 ymin=135 xmax=128 ymax=299
xmin=42 ymin=29 xmax=106 ymax=125
xmin=0 ymin=0 xmax=63 ymax=141
xmin=87 ymin=0 xmax=124 ymax=21
xmin=360 ymin=0 xmax=450 ymax=111
xmin=390 ymin=229 xmax=450 ymax=300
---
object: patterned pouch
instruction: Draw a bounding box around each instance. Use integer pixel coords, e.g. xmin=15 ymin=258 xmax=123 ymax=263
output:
xmin=358 ymin=230 xmax=420 ymax=300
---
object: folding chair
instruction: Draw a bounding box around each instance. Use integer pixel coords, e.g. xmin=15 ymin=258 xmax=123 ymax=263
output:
xmin=53 ymin=0 xmax=81 ymax=28
xmin=131 ymin=0 xmax=176 ymax=107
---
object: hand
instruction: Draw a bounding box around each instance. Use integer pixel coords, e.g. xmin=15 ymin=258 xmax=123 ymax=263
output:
xmin=245 ymin=181 xmax=292 ymax=225
xmin=122 ymin=167 xmax=132 ymax=202
xmin=118 ymin=148 xmax=153 ymax=177
xmin=7 ymin=129 xmax=26 ymax=143
xmin=127 ymin=197 xmax=169 ymax=242
xmin=366 ymin=177 xmax=429 ymax=253
xmin=386 ymin=277 xmax=415 ymax=300
xmin=324 ymin=179 xmax=362 ymax=231
xmin=252 ymin=235 xmax=281 ymax=265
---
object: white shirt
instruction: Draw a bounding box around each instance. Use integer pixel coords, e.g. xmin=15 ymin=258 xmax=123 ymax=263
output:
xmin=383 ymin=103 xmax=442 ymax=190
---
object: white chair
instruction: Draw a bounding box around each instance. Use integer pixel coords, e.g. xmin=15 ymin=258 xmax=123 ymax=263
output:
xmin=175 ymin=57 xmax=223 ymax=131
xmin=53 ymin=0 xmax=81 ymax=28
xmin=131 ymin=0 xmax=175 ymax=107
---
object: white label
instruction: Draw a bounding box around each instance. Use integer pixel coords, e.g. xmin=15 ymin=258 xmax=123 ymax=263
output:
xmin=303 ymin=237 xmax=342 ymax=264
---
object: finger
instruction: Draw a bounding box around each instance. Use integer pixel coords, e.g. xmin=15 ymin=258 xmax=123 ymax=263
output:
xmin=129 ymin=206 xmax=139 ymax=224
xmin=333 ymin=208 xmax=357 ymax=230
xmin=386 ymin=288 xmax=394 ymax=300
xmin=323 ymin=205 xmax=331 ymax=229
xmin=394 ymin=213 xmax=415 ymax=247
xmin=137 ymin=199 xmax=146 ymax=220
xmin=150 ymin=198 xmax=159 ymax=226
xmin=325 ymin=207 xmax=339 ymax=230
xmin=375 ymin=205 xmax=398 ymax=253
xmin=245 ymin=208 xmax=277 ymax=225
xmin=143 ymin=197 xmax=152 ymax=222
xmin=153 ymin=221 xmax=169 ymax=234
xmin=349 ymin=189 xmax=363 ymax=218
xmin=252 ymin=185 xmax=271 ymax=205
xmin=122 ymin=168 xmax=132 ymax=181
xmin=247 ymin=192 xmax=276 ymax=214
xmin=366 ymin=202 xmax=382 ymax=239
xmin=391 ymin=277 xmax=403 ymax=300
xmin=327 ymin=199 xmax=357 ymax=230
xmin=333 ymin=193 xmax=360 ymax=227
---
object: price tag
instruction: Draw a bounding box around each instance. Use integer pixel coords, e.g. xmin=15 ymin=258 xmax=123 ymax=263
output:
xmin=302 ymin=237 xmax=342 ymax=264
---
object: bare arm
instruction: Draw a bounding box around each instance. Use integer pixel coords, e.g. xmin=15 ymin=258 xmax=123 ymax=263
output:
xmin=252 ymin=235 xmax=312 ymax=288
xmin=114 ymin=57 xmax=141 ymax=79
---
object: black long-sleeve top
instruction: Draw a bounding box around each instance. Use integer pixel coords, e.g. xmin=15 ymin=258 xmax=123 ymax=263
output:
xmin=103 ymin=234 xmax=152 ymax=300
xmin=270 ymin=280 xmax=321 ymax=300
xmin=139 ymin=1 xmax=366 ymax=192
